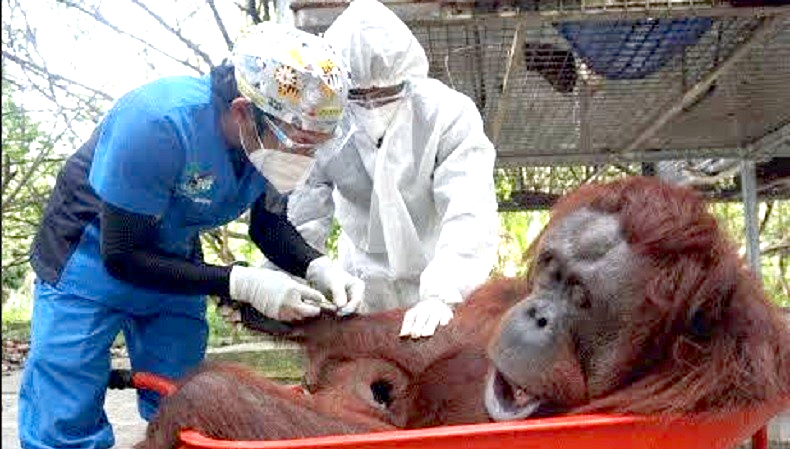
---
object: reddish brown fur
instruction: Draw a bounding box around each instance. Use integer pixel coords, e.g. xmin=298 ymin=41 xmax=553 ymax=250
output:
xmin=550 ymin=177 xmax=790 ymax=414
xmin=297 ymin=276 xmax=529 ymax=392
xmin=137 ymin=278 xmax=525 ymax=448
xmin=295 ymin=276 xmax=529 ymax=427
xmin=138 ymin=177 xmax=790 ymax=448
xmin=135 ymin=362 xmax=393 ymax=449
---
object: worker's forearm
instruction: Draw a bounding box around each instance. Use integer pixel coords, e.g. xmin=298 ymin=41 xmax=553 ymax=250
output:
xmin=249 ymin=194 xmax=322 ymax=278
xmin=100 ymin=201 xmax=232 ymax=297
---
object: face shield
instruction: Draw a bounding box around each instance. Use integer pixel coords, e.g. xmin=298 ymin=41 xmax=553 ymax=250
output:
xmin=245 ymin=107 xmax=356 ymax=193
xmin=252 ymin=108 xmax=354 ymax=157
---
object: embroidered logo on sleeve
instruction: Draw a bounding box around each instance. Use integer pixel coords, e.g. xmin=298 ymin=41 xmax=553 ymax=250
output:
xmin=179 ymin=164 xmax=216 ymax=205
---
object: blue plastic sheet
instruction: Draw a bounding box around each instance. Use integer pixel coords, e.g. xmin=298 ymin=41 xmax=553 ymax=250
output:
xmin=555 ymin=18 xmax=714 ymax=80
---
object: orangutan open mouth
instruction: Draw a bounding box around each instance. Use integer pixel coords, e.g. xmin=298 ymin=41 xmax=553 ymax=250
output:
xmin=484 ymin=368 xmax=542 ymax=422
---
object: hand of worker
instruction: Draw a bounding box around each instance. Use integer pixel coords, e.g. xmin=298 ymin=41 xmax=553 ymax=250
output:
xmin=305 ymin=256 xmax=365 ymax=316
xmin=399 ymin=280 xmax=462 ymax=339
xmin=229 ymin=265 xmax=328 ymax=321
xmin=399 ymin=298 xmax=454 ymax=339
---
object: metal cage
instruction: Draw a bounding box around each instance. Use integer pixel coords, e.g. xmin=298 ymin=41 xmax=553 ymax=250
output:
xmin=292 ymin=0 xmax=790 ymax=166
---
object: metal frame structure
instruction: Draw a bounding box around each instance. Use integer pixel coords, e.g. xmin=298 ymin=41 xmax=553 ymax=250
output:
xmin=292 ymin=1 xmax=789 ymax=165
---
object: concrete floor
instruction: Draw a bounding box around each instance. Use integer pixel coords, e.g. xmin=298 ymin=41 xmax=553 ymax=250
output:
xmin=2 ymin=365 xmax=147 ymax=449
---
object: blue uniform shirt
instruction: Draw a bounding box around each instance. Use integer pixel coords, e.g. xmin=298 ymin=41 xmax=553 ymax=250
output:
xmin=53 ymin=75 xmax=268 ymax=316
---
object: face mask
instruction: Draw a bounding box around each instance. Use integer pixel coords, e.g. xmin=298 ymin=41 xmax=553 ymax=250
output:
xmin=247 ymin=149 xmax=315 ymax=193
xmin=239 ymin=125 xmax=315 ymax=193
xmin=350 ymin=100 xmax=402 ymax=143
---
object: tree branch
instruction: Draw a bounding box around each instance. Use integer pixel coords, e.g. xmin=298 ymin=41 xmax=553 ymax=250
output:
xmin=129 ymin=0 xmax=213 ymax=68
xmin=778 ymin=257 xmax=789 ymax=299
xmin=207 ymin=0 xmax=234 ymax=52
xmin=247 ymin=0 xmax=261 ymax=24
xmin=762 ymin=241 xmax=790 ymax=257
xmin=1 ymin=255 xmax=32 ymax=270
xmin=226 ymin=230 xmax=251 ymax=241
xmin=204 ymin=229 xmax=236 ymax=264
xmin=1 ymin=153 xmax=17 ymax=198
xmin=759 ymin=201 xmax=773 ymax=235
xmin=54 ymin=0 xmax=205 ymax=74
xmin=2 ymin=51 xmax=114 ymax=101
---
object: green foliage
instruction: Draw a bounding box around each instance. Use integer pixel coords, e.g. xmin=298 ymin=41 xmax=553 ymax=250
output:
xmin=324 ymin=219 xmax=342 ymax=260
xmin=1 ymin=78 xmax=62 ymax=300
xmin=494 ymin=210 xmax=549 ymax=277
xmin=2 ymin=300 xmax=33 ymax=341
xmin=709 ymin=201 xmax=790 ymax=307
xmin=495 ymin=165 xmax=633 ymax=204
xmin=495 ymin=166 xmax=788 ymax=306
xmin=206 ymin=301 xmax=256 ymax=346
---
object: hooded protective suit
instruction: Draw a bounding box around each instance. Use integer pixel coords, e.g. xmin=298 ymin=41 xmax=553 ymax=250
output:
xmin=287 ymin=0 xmax=499 ymax=321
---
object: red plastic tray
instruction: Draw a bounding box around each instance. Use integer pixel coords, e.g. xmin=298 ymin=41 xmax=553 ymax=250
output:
xmin=131 ymin=373 xmax=786 ymax=449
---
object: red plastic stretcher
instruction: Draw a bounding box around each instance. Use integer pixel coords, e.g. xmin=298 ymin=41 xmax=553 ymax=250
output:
xmin=130 ymin=372 xmax=787 ymax=449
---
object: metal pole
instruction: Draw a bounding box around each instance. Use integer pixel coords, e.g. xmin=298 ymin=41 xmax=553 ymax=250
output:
xmin=741 ymin=153 xmax=770 ymax=449
xmin=579 ymin=81 xmax=593 ymax=155
xmin=276 ymin=0 xmax=295 ymax=25
xmin=751 ymin=426 xmax=769 ymax=449
xmin=741 ymin=159 xmax=761 ymax=278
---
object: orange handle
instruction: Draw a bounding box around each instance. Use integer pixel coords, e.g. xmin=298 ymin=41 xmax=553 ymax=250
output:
xmin=132 ymin=371 xmax=178 ymax=396
xmin=751 ymin=426 xmax=768 ymax=449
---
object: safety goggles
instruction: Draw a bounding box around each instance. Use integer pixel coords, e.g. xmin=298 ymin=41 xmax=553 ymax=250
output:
xmin=252 ymin=109 xmax=331 ymax=155
xmin=348 ymin=83 xmax=407 ymax=109
xmin=254 ymin=109 xmax=354 ymax=157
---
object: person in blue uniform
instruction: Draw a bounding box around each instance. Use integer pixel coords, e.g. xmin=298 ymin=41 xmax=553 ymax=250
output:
xmin=18 ymin=22 xmax=364 ymax=449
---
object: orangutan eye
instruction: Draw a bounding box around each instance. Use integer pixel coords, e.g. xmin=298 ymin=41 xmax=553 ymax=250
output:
xmin=536 ymin=251 xmax=553 ymax=269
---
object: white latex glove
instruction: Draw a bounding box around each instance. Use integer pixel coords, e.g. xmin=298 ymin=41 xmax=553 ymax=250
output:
xmin=229 ymin=265 xmax=328 ymax=322
xmin=399 ymin=298 xmax=455 ymax=339
xmin=305 ymin=256 xmax=365 ymax=316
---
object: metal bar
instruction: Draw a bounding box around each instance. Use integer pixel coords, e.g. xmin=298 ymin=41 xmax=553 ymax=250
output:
xmin=621 ymin=14 xmax=788 ymax=154
xmin=579 ymin=82 xmax=594 ymax=154
xmin=294 ymin=4 xmax=790 ymax=28
xmin=495 ymin=147 xmax=750 ymax=166
xmin=493 ymin=122 xmax=789 ymax=167
xmin=741 ymin=159 xmax=762 ymax=278
xmin=751 ymin=426 xmax=769 ymax=449
xmin=489 ymin=22 xmax=526 ymax=146
xmin=744 ymin=121 xmax=790 ymax=158
xmin=744 ymin=155 xmax=768 ymax=449
xmin=277 ymin=0 xmax=296 ymax=24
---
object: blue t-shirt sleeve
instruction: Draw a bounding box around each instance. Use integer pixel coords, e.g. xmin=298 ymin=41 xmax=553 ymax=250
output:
xmin=89 ymin=111 xmax=184 ymax=218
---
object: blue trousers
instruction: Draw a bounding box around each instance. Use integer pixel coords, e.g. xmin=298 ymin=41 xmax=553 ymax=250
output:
xmin=18 ymin=280 xmax=208 ymax=449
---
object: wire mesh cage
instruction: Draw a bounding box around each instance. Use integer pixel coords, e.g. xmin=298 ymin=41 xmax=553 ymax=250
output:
xmin=293 ymin=1 xmax=790 ymax=166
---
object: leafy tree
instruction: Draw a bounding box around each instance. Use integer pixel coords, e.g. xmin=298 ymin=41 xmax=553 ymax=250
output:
xmin=494 ymin=166 xmax=789 ymax=306
xmin=710 ymin=201 xmax=790 ymax=307
xmin=1 ymin=78 xmax=61 ymax=302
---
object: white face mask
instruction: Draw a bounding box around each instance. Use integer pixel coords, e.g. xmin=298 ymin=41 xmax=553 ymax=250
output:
xmin=239 ymin=125 xmax=315 ymax=193
xmin=247 ymin=149 xmax=315 ymax=193
xmin=350 ymin=100 xmax=402 ymax=143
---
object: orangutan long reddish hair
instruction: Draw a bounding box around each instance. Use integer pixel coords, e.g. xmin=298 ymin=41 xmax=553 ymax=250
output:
xmin=552 ymin=177 xmax=790 ymax=415
xmin=137 ymin=176 xmax=790 ymax=449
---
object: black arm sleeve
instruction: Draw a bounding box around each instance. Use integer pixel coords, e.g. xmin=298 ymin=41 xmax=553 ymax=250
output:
xmin=100 ymin=202 xmax=232 ymax=297
xmin=248 ymin=194 xmax=321 ymax=279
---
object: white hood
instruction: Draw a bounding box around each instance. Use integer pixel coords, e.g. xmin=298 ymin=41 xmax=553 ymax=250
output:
xmin=323 ymin=0 xmax=429 ymax=89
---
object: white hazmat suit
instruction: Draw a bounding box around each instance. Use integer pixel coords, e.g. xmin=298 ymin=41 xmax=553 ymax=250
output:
xmin=287 ymin=0 xmax=499 ymax=337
